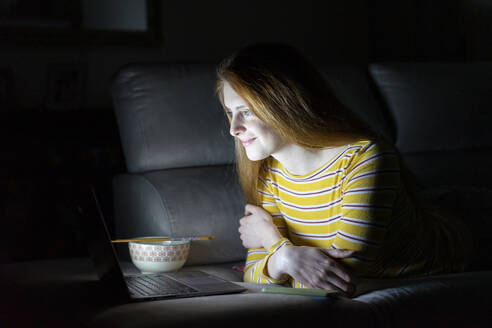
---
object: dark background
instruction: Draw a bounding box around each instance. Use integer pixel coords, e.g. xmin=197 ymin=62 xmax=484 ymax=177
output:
xmin=1 ymin=0 xmax=491 ymax=263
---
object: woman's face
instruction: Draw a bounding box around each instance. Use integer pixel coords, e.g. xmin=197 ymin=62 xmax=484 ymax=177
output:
xmin=223 ymin=80 xmax=286 ymax=161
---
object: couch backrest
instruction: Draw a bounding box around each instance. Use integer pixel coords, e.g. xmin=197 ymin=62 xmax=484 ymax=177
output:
xmin=111 ymin=63 xmax=394 ymax=174
xmin=369 ymin=63 xmax=492 ymax=187
xmin=111 ymin=64 xmax=235 ymax=174
xmin=322 ymin=64 xmax=394 ymax=141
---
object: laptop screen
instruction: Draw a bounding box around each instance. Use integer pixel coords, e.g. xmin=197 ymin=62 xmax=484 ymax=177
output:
xmin=78 ymin=185 xmax=129 ymax=299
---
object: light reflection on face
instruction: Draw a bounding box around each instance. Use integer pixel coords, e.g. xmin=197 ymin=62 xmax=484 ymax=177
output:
xmin=222 ymin=80 xmax=286 ymax=161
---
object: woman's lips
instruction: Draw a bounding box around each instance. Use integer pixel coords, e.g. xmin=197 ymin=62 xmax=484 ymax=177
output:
xmin=241 ymin=138 xmax=256 ymax=147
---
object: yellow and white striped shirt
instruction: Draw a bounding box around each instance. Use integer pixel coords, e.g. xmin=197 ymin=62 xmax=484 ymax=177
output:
xmin=244 ymin=140 xmax=461 ymax=286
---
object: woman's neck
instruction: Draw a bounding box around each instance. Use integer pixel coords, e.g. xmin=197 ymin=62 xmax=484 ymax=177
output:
xmin=271 ymin=143 xmax=348 ymax=176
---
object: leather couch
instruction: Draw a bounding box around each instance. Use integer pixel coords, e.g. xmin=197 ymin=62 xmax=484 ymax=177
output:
xmin=105 ymin=62 xmax=492 ymax=327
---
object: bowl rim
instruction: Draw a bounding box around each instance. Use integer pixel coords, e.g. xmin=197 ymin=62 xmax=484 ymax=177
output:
xmin=128 ymin=236 xmax=190 ymax=246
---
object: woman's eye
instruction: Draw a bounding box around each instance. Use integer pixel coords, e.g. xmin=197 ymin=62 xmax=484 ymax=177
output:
xmin=242 ymin=110 xmax=252 ymax=117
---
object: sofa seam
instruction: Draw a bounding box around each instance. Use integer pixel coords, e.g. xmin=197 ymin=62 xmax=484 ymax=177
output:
xmin=137 ymin=174 xmax=175 ymax=237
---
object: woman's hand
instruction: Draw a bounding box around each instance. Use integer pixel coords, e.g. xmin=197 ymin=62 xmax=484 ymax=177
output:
xmin=277 ymin=245 xmax=357 ymax=295
xmin=238 ymin=204 xmax=282 ymax=249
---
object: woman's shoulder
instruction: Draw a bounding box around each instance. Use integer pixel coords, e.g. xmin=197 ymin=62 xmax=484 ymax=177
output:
xmin=344 ymin=139 xmax=400 ymax=173
xmin=350 ymin=139 xmax=398 ymax=157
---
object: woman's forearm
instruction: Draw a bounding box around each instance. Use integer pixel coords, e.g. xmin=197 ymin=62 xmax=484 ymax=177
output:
xmin=266 ymin=244 xmax=291 ymax=280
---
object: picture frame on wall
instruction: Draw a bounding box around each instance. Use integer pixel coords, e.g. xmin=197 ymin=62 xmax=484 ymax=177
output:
xmin=0 ymin=67 xmax=16 ymax=111
xmin=0 ymin=0 xmax=163 ymax=46
xmin=44 ymin=63 xmax=86 ymax=110
xmin=0 ymin=0 xmax=81 ymax=43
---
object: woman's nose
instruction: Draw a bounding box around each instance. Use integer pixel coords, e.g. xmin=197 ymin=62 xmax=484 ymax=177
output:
xmin=230 ymin=115 xmax=245 ymax=136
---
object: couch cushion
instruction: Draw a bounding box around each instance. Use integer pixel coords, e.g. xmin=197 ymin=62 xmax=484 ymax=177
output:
xmin=322 ymin=64 xmax=394 ymax=141
xmin=369 ymin=63 xmax=492 ymax=153
xmin=369 ymin=63 xmax=492 ymax=188
xmin=113 ymin=165 xmax=247 ymax=265
xmin=111 ymin=64 xmax=235 ymax=174
xmin=355 ymin=271 xmax=492 ymax=327
xmin=400 ymin=150 xmax=492 ymax=188
xmin=90 ymin=282 xmax=374 ymax=328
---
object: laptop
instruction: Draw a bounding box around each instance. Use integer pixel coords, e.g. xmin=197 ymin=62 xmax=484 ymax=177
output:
xmin=79 ymin=186 xmax=246 ymax=302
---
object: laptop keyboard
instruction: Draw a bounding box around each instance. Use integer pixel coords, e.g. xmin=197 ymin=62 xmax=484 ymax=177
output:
xmin=126 ymin=274 xmax=198 ymax=297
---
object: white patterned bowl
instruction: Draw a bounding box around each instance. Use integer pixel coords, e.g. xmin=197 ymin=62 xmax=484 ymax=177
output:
xmin=128 ymin=237 xmax=190 ymax=274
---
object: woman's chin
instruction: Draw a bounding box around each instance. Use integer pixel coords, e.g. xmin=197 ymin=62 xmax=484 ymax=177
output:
xmin=245 ymin=151 xmax=269 ymax=162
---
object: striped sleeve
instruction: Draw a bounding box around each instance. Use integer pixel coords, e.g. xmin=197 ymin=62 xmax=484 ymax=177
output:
xmin=336 ymin=142 xmax=401 ymax=275
xmin=243 ymin=162 xmax=293 ymax=284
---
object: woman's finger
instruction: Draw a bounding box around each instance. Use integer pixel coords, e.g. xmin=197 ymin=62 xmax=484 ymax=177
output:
xmin=244 ymin=204 xmax=256 ymax=215
xmin=239 ymin=215 xmax=253 ymax=225
xmin=322 ymin=260 xmax=354 ymax=285
xmin=302 ymin=267 xmax=352 ymax=294
xmin=320 ymin=272 xmax=355 ymax=295
xmin=331 ymin=266 xmax=356 ymax=289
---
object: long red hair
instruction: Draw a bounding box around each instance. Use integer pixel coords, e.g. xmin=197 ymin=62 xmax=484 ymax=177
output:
xmin=216 ymin=43 xmax=377 ymax=204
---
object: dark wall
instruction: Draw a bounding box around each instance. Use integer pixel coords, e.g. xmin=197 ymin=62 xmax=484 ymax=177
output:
xmin=368 ymin=0 xmax=491 ymax=62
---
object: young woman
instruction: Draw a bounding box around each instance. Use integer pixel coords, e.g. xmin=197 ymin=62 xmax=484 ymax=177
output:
xmin=216 ymin=43 xmax=470 ymax=295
